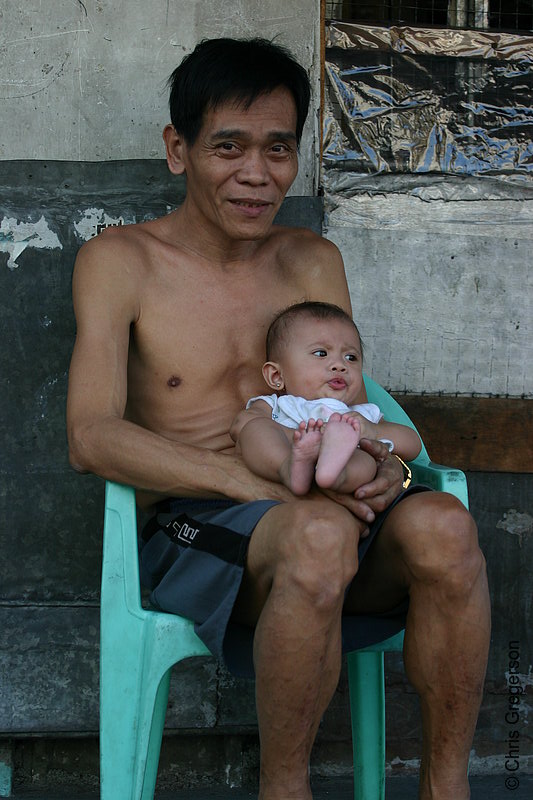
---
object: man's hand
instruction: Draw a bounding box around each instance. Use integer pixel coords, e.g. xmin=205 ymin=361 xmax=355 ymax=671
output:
xmin=354 ymin=438 xmax=404 ymax=518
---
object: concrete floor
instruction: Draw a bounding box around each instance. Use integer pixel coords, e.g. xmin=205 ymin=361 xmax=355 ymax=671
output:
xmin=9 ymin=774 xmax=533 ymax=799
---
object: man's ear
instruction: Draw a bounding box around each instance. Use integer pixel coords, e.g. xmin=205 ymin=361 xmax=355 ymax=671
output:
xmin=163 ymin=124 xmax=186 ymax=175
xmin=262 ymin=362 xmax=284 ymax=391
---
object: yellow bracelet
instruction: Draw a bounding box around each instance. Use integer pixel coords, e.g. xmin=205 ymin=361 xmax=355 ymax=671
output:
xmin=393 ymin=454 xmax=412 ymax=489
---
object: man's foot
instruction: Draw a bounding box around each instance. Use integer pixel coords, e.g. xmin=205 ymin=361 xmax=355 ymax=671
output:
xmin=285 ymin=419 xmax=323 ymax=495
xmin=315 ymin=416 xmax=360 ymax=489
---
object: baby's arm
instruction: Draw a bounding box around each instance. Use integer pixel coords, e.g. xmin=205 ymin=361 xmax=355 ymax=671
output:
xmin=230 ymin=400 xmax=273 ymax=444
xmin=372 ymin=420 xmax=421 ymax=461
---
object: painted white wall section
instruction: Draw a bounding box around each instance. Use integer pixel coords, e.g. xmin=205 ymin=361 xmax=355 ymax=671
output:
xmin=326 ymin=194 xmax=533 ymax=397
xmin=1 ymin=1 xmax=319 ymax=194
xmin=0 ymin=216 xmax=62 ymax=270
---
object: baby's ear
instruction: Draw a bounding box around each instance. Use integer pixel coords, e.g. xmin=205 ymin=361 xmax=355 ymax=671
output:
xmin=262 ymin=361 xmax=284 ymax=391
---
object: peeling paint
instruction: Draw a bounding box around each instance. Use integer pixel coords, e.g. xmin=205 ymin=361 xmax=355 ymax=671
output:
xmin=467 ymin=751 xmax=533 ymax=775
xmin=496 ymin=509 xmax=533 ymax=546
xmin=505 ymin=669 xmax=533 ymax=689
xmin=39 ymin=315 xmax=52 ymax=329
xmin=388 ymin=752 xmax=533 ymax=776
xmin=73 ymin=208 xmax=128 ymax=241
xmin=224 ymin=764 xmax=237 ymax=788
xmin=387 ymin=756 xmax=421 ymax=774
xmin=34 ymin=373 xmax=66 ymax=422
xmin=0 ymin=216 xmax=62 ymax=270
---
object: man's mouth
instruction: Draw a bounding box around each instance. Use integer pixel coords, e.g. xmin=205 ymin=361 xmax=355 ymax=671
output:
xmin=230 ymin=199 xmax=270 ymax=209
xmin=229 ymin=199 xmax=272 ymax=219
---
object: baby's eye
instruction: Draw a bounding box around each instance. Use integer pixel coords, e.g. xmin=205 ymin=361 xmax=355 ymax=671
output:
xmin=344 ymin=353 xmax=358 ymax=362
xmin=312 ymin=349 xmax=327 ymax=358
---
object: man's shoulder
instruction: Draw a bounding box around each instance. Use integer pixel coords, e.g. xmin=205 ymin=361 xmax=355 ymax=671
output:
xmin=268 ymin=225 xmax=350 ymax=309
xmin=74 ymin=217 xmax=167 ymax=284
xmin=271 ymin=224 xmax=342 ymax=265
xmin=78 ymin=217 xmax=158 ymax=257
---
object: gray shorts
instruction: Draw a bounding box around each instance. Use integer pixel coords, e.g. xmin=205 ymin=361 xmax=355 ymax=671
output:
xmin=139 ymin=486 xmax=430 ymax=677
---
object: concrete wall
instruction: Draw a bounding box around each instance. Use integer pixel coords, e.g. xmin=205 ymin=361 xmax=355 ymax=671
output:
xmin=0 ymin=2 xmax=323 ymax=793
xmin=1 ymin=1 xmax=532 ymax=793
xmin=1 ymin=0 xmax=320 ymax=194
xmin=325 ymin=180 xmax=533 ymax=397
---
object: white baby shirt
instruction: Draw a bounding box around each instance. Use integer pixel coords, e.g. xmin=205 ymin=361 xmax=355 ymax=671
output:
xmin=245 ymin=395 xmax=394 ymax=451
xmin=246 ymin=394 xmax=383 ymax=428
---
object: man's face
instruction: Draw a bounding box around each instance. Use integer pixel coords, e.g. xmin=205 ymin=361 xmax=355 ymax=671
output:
xmin=270 ymin=317 xmax=365 ymax=406
xmin=177 ymin=87 xmax=299 ymax=243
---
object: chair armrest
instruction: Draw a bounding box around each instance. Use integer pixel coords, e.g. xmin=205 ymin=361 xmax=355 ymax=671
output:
xmin=410 ymin=461 xmax=469 ymax=510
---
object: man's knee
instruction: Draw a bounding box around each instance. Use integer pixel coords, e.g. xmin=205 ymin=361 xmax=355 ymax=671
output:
xmin=400 ymin=492 xmax=484 ymax=594
xmin=277 ymin=501 xmax=359 ymax=609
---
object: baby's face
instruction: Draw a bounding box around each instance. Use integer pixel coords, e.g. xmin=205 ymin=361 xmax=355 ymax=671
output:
xmin=274 ymin=316 xmax=364 ymax=405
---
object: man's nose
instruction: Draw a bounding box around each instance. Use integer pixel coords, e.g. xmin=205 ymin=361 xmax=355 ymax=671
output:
xmin=236 ymin=151 xmax=269 ymax=184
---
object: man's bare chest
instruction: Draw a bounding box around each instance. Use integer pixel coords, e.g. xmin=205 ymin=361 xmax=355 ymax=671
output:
xmin=130 ymin=271 xmax=290 ymax=392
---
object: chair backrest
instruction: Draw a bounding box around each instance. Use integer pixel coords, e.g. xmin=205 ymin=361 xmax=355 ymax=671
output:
xmin=363 ymin=373 xmax=429 ymax=465
xmin=102 ymin=480 xmax=143 ymax=615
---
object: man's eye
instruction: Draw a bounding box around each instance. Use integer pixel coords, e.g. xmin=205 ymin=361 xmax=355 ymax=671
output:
xmin=218 ymin=142 xmax=239 ymax=153
xmin=312 ymin=350 xmax=327 ymax=357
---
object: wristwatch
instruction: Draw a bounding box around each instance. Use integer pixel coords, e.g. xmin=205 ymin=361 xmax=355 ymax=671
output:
xmin=393 ymin=454 xmax=412 ymax=489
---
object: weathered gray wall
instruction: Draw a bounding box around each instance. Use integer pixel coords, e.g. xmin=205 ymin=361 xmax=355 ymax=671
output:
xmin=325 ymin=181 xmax=533 ymax=397
xmin=0 ymin=2 xmax=323 ymax=791
xmin=1 ymin=160 xmax=531 ymax=789
xmin=0 ymin=0 xmax=320 ymax=194
xmin=1 ymin=1 xmax=532 ymax=792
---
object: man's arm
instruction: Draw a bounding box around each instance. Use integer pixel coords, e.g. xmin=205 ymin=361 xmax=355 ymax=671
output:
xmin=66 ymin=233 xmax=292 ymax=504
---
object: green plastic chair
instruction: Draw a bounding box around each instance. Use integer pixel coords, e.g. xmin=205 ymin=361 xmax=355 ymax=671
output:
xmin=100 ymin=374 xmax=468 ymax=799
xmin=346 ymin=375 xmax=469 ymax=800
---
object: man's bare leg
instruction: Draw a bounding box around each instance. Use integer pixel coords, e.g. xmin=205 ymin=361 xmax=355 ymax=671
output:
xmin=233 ymin=497 xmax=362 ymax=799
xmin=345 ymin=491 xmax=490 ymax=799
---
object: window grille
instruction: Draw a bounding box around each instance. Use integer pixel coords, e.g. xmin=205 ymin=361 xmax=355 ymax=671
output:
xmin=488 ymin=1 xmax=533 ymax=30
xmin=324 ymin=1 xmax=533 ymax=32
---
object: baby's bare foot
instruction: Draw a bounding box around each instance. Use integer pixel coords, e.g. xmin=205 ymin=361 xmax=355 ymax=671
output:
xmin=286 ymin=419 xmax=323 ymax=495
xmin=315 ymin=417 xmax=361 ymax=489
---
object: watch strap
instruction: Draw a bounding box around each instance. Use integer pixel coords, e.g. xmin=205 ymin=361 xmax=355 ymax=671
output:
xmin=393 ymin=454 xmax=412 ymax=489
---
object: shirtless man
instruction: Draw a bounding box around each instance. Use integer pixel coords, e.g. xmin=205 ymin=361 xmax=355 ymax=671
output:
xmin=67 ymin=38 xmax=490 ymax=800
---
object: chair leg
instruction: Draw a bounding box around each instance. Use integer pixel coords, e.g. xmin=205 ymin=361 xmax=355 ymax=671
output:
xmin=347 ymin=651 xmax=386 ymax=800
xmin=101 ymin=625 xmax=171 ymax=800
xmin=140 ymin=670 xmax=172 ymax=800
xmin=100 ymin=650 xmax=145 ymax=799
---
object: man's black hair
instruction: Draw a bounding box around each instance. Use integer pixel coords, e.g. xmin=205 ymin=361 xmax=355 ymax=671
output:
xmin=168 ymin=37 xmax=311 ymax=146
xmin=266 ymin=301 xmax=363 ymax=361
